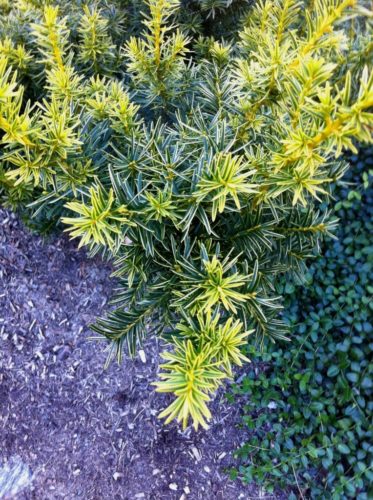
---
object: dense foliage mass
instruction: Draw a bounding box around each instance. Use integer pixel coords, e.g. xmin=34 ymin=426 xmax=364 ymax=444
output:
xmin=231 ymin=150 xmax=373 ymax=498
xmin=0 ymin=0 xmax=372 ymax=430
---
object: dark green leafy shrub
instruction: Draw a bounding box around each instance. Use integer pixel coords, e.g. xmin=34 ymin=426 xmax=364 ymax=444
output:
xmin=230 ymin=150 xmax=373 ymax=498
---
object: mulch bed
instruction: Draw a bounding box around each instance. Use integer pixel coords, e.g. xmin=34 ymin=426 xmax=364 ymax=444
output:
xmin=0 ymin=209 xmax=275 ymax=499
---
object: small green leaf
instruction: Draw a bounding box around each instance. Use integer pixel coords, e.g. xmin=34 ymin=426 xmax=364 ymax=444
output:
xmin=337 ymin=444 xmax=350 ymax=454
xmin=327 ymin=365 xmax=339 ymax=377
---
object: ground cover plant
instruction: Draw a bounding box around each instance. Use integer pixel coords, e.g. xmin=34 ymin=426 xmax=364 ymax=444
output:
xmin=230 ymin=149 xmax=373 ymax=498
xmin=0 ymin=0 xmax=372 ymax=431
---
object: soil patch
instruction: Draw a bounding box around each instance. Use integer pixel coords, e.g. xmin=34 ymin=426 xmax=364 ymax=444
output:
xmin=0 ymin=209 xmax=272 ymax=499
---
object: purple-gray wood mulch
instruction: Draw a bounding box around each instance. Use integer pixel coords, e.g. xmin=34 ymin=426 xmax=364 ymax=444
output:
xmin=0 ymin=209 xmax=273 ymax=500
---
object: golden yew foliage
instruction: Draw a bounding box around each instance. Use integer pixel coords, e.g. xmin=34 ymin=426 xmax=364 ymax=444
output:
xmin=0 ymin=0 xmax=372 ymax=429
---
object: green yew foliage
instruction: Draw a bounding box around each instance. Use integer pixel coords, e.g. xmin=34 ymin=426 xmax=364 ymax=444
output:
xmin=125 ymin=0 xmax=190 ymax=110
xmin=0 ymin=0 xmax=372 ymax=430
